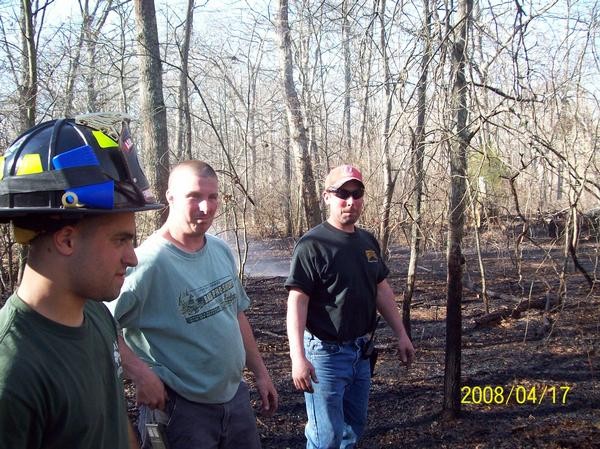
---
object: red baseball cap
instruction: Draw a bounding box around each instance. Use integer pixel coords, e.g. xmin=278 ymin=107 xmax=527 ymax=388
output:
xmin=324 ymin=164 xmax=364 ymax=190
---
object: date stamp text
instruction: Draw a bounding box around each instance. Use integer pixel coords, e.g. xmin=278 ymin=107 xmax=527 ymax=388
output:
xmin=461 ymin=385 xmax=572 ymax=406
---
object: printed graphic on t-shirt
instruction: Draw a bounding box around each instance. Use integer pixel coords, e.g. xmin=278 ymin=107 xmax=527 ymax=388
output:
xmin=365 ymin=249 xmax=379 ymax=262
xmin=113 ymin=340 xmax=124 ymax=378
xmin=176 ymin=276 xmax=237 ymax=323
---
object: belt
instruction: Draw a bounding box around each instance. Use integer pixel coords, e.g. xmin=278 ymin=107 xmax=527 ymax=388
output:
xmin=305 ymin=330 xmax=369 ymax=345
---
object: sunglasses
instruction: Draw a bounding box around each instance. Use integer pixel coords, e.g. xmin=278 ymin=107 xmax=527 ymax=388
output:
xmin=327 ymin=187 xmax=365 ymax=200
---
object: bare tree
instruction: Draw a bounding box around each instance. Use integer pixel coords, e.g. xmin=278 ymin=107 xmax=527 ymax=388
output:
xmin=276 ymin=0 xmax=321 ymax=231
xmin=133 ymin=0 xmax=169 ymax=226
xmin=282 ymin=124 xmax=293 ymax=236
xmin=61 ymin=0 xmax=114 ymax=115
xmin=342 ymin=0 xmax=352 ymax=158
xmin=295 ymin=0 xmax=326 ymax=207
xmin=175 ymin=0 xmax=194 ymax=161
xmin=19 ymin=0 xmax=37 ymax=131
xmin=377 ymin=0 xmax=400 ymax=259
xmin=357 ymin=0 xmax=377 ymax=168
xmin=405 ymin=0 xmax=433 ymax=339
xmin=113 ymin=2 xmax=135 ymax=113
xmin=443 ymin=0 xmax=473 ymax=419
xmin=358 ymin=0 xmax=379 ymax=167
xmin=62 ymin=19 xmax=84 ymax=116
xmin=14 ymin=0 xmax=42 ymax=286
xmin=82 ymin=0 xmax=113 ymax=111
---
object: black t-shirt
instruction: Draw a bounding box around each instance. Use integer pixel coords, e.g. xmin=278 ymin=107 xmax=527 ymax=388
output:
xmin=285 ymin=221 xmax=389 ymax=341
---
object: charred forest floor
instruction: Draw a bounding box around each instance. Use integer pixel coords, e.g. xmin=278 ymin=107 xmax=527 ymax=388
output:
xmin=125 ymin=238 xmax=600 ymax=449
xmin=240 ymin=239 xmax=600 ymax=449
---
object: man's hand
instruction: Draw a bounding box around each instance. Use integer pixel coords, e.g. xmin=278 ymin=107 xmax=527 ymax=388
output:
xmin=237 ymin=312 xmax=279 ymax=416
xmin=118 ymin=335 xmax=168 ymax=410
xmin=396 ymin=334 xmax=415 ymax=369
xmin=255 ymin=373 xmax=279 ymax=417
xmin=375 ymin=279 xmax=416 ymax=369
xmin=291 ymin=356 xmax=318 ymax=393
xmin=134 ymin=366 xmax=169 ymax=411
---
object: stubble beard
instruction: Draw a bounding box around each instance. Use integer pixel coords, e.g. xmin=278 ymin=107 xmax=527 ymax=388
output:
xmin=189 ymin=217 xmax=213 ymax=236
xmin=338 ymin=211 xmax=360 ymax=227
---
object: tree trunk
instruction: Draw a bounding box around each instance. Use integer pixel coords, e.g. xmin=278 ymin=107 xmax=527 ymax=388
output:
xmin=358 ymin=0 xmax=377 ymax=170
xmin=342 ymin=0 xmax=352 ymax=158
xmin=405 ymin=0 xmax=432 ymax=339
xmin=283 ymin=122 xmax=293 ymax=236
xmin=276 ymin=0 xmax=321 ymax=231
xmin=246 ymin=53 xmax=260 ymax=209
xmin=19 ymin=0 xmax=36 ymax=131
xmin=468 ymin=182 xmax=490 ymax=313
xmin=378 ymin=0 xmax=397 ymax=259
xmin=115 ymin=4 xmax=132 ymax=112
xmin=443 ymin=0 xmax=473 ymax=420
xmin=63 ymin=21 xmax=84 ymax=117
xmin=176 ymin=0 xmax=194 ymax=161
xmin=82 ymin=1 xmax=112 ymax=112
xmin=16 ymin=0 xmax=38 ymax=286
xmin=133 ymin=0 xmax=170 ymax=227
xmin=85 ymin=27 xmax=98 ymax=111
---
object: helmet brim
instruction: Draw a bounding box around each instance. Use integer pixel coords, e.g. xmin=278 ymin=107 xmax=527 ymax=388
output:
xmin=0 ymin=202 xmax=164 ymax=223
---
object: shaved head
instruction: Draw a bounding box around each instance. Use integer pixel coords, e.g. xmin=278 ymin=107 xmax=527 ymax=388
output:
xmin=169 ymin=161 xmax=217 ymax=190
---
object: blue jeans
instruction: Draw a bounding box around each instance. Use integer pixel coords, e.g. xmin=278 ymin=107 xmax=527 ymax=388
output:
xmin=303 ymin=332 xmax=371 ymax=449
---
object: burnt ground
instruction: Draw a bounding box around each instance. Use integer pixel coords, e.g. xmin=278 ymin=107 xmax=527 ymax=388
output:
xmin=128 ymin=239 xmax=600 ymax=448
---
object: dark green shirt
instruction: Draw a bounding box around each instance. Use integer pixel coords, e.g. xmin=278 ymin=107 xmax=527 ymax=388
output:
xmin=285 ymin=221 xmax=389 ymax=341
xmin=0 ymin=294 xmax=130 ymax=449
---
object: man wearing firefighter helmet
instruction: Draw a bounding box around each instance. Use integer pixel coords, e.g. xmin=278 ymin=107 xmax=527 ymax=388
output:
xmin=0 ymin=113 xmax=162 ymax=448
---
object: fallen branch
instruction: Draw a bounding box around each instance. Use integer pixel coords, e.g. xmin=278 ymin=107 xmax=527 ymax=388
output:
xmin=464 ymin=280 xmax=559 ymax=327
xmin=471 ymin=295 xmax=559 ymax=327
xmin=464 ymin=279 xmax=522 ymax=303
xmin=255 ymin=329 xmax=287 ymax=339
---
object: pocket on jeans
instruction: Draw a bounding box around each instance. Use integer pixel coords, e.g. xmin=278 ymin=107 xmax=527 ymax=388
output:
xmin=306 ymin=338 xmax=342 ymax=356
xmin=163 ymin=390 xmax=177 ymax=425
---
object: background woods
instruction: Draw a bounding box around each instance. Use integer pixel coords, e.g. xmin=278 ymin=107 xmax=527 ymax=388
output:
xmin=0 ymin=0 xmax=598 ymax=438
xmin=1 ymin=0 xmax=598 ymax=244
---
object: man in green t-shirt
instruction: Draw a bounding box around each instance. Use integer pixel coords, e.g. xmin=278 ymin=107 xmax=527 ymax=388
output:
xmin=286 ymin=164 xmax=415 ymax=449
xmin=0 ymin=114 xmax=161 ymax=449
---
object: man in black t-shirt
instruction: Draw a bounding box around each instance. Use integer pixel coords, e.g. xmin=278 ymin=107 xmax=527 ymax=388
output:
xmin=285 ymin=164 xmax=415 ymax=449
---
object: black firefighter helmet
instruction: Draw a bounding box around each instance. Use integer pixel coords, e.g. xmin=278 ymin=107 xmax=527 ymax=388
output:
xmin=0 ymin=112 xmax=162 ymax=223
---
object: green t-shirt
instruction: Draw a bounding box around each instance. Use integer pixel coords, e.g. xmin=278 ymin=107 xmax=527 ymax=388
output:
xmin=285 ymin=221 xmax=389 ymax=341
xmin=112 ymin=233 xmax=249 ymax=404
xmin=0 ymin=295 xmax=130 ymax=449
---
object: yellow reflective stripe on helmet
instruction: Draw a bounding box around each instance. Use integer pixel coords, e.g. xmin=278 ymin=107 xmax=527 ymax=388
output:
xmin=0 ymin=156 xmax=4 ymax=180
xmin=92 ymin=130 xmax=118 ymax=148
xmin=16 ymin=154 xmax=43 ymax=175
xmin=13 ymin=226 xmax=40 ymax=245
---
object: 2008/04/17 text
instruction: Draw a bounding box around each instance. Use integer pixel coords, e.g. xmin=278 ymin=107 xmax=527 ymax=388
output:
xmin=461 ymin=385 xmax=572 ymax=406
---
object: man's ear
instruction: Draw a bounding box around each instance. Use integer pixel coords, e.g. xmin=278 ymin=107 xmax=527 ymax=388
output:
xmin=165 ymin=189 xmax=173 ymax=205
xmin=53 ymin=225 xmax=77 ymax=256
